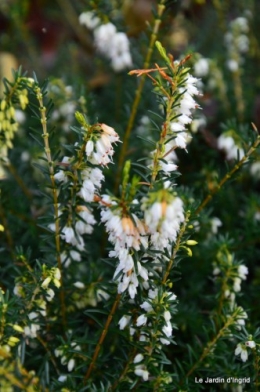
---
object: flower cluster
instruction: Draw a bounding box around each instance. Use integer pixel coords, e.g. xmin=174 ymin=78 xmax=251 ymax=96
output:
xmin=224 ymin=16 xmax=250 ymax=72
xmin=79 ymin=12 xmax=132 ymax=72
xmin=84 ymin=123 xmax=120 ymax=166
xmin=48 ymin=203 xmax=96 ymax=253
xmin=49 ymin=82 xmax=77 ymax=133
xmin=141 ymin=188 xmax=184 ymax=251
xmin=213 ymin=249 xmax=249 ymax=330
xmin=217 ymin=131 xmax=245 ymax=160
xmin=213 ymin=253 xmax=248 ymax=294
xmin=169 ymin=73 xmax=200 ymax=148
xmin=78 ymin=11 xmax=100 ymax=30
xmin=54 ymin=157 xmax=104 ymax=204
xmin=52 ymin=122 xmax=120 ymax=262
xmin=41 ymin=266 xmax=61 ymax=291
xmin=23 ymin=311 xmax=42 ymax=338
xmin=235 ymin=339 xmax=256 ymax=362
xmin=0 ymin=290 xmax=24 ymax=353
xmin=119 ymin=288 xmax=177 ymax=381
xmin=55 ymin=341 xmax=81 ymax=372
xmin=13 ymin=266 xmax=61 ymax=339
xmin=71 ymin=284 xmax=110 ymax=309
xmin=100 ymin=196 xmax=149 ymax=299
xmin=194 ymin=57 xmax=210 ymax=78
xmin=77 ymin=167 xmax=104 ymax=202
xmin=193 ymin=54 xmax=229 ymax=110
xmin=0 ymin=86 xmax=29 ymax=178
xmin=0 ymin=99 xmax=18 ymax=148
xmin=152 ymin=68 xmax=201 ymax=176
xmin=139 ymin=288 xmax=177 ymax=345
xmin=233 ymin=306 xmax=248 ymax=330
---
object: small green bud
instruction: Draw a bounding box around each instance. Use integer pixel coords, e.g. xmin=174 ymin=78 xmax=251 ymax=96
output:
xmin=53 ymin=279 xmax=61 ymax=288
xmin=227 ymin=253 xmax=233 ymax=265
xmin=13 ymin=324 xmax=24 ymax=333
xmin=187 ymin=248 xmax=192 ymax=257
xmin=155 ymin=41 xmax=172 ymax=67
xmin=75 ymin=111 xmax=87 ymax=127
xmin=186 ymin=240 xmax=198 ymax=246
xmin=19 ymin=94 xmax=28 ymax=110
xmin=122 ymin=160 xmax=131 ymax=189
xmin=1 ymin=99 xmax=7 ymax=111
xmin=7 ymin=336 xmax=20 ymax=347
xmin=26 ymin=77 xmax=35 ymax=86
xmin=53 ymin=268 xmax=61 ymax=281
xmin=185 ymin=247 xmax=192 ymax=257
xmin=41 ymin=276 xmax=51 ymax=289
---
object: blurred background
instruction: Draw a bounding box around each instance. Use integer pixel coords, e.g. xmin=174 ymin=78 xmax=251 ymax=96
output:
xmin=1 ymin=0 xmax=260 ymax=122
xmin=1 ymin=0 xmax=260 ymax=373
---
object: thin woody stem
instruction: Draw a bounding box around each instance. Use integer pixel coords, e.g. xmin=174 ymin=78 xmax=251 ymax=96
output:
xmin=150 ymin=91 xmax=176 ymax=185
xmin=114 ymin=1 xmax=166 ymax=191
xmin=0 ymin=203 xmax=15 ymax=260
xmin=162 ymin=145 xmax=177 ymax=159
xmin=195 ymin=129 xmax=260 ymax=215
xmin=184 ymin=307 xmax=241 ymax=380
xmin=253 ymin=349 xmax=260 ymax=389
xmin=7 ymin=163 xmax=32 ymax=200
xmin=162 ymin=211 xmax=191 ymax=285
xmin=212 ymin=0 xmax=227 ymax=33
xmin=109 ymin=348 xmax=137 ymax=391
xmin=35 ymin=86 xmax=66 ymax=329
xmin=84 ymin=293 xmax=121 ymax=382
xmin=37 ymin=335 xmax=60 ymax=375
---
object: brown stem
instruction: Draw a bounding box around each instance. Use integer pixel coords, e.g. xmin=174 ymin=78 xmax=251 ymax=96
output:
xmin=253 ymin=349 xmax=260 ymax=390
xmin=84 ymin=293 xmax=121 ymax=382
xmin=7 ymin=163 xmax=32 ymax=200
xmin=185 ymin=307 xmax=240 ymax=380
xmin=195 ymin=131 xmax=260 ymax=215
xmin=35 ymin=87 xmax=66 ymax=329
xmin=37 ymin=335 xmax=60 ymax=375
xmin=162 ymin=211 xmax=191 ymax=285
xmin=56 ymin=0 xmax=94 ymax=54
xmin=109 ymin=348 xmax=137 ymax=391
xmin=114 ymin=1 xmax=166 ymax=192
xmin=0 ymin=202 xmax=15 ymax=260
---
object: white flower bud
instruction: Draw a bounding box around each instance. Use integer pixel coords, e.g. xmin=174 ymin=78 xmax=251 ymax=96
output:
xmin=246 ymin=340 xmax=256 ymax=349
xmin=133 ymin=354 xmax=144 ymax=363
xmin=136 ymin=314 xmax=147 ymax=327
xmin=67 ymin=358 xmax=75 ymax=372
xmin=73 ymin=281 xmax=85 ymax=289
xmin=13 ymin=324 xmax=24 ymax=333
xmin=164 ymin=311 xmax=171 ymax=322
xmin=118 ymin=315 xmax=131 ymax=330
xmin=58 ymin=375 xmax=67 ymax=382
xmin=41 ymin=277 xmax=51 ymax=289
xmin=46 ymin=288 xmax=55 ymax=301
xmin=134 ymin=366 xmax=149 ymax=381
xmin=54 ymin=268 xmax=61 ymax=280
xmin=53 ymin=279 xmax=61 ymax=288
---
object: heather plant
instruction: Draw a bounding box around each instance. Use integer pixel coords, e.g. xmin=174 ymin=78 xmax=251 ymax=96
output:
xmin=0 ymin=1 xmax=260 ymax=391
